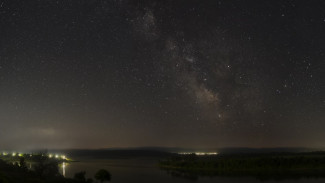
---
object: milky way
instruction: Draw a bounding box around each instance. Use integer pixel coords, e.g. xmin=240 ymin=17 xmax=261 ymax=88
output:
xmin=0 ymin=0 xmax=324 ymax=150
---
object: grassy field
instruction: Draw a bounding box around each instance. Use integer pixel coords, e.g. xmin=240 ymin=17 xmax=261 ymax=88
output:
xmin=159 ymin=152 xmax=325 ymax=180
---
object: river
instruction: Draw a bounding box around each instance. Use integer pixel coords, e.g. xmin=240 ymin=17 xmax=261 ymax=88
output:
xmin=58 ymin=157 xmax=325 ymax=183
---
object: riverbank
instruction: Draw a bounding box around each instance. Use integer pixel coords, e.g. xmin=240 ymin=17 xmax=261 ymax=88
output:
xmin=159 ymin=152 xmax=325 ymax=180
xmin=0 ymin=152 xmax=77 ymax=163
xmin=0 ymin=158 xmax=80 ymax=183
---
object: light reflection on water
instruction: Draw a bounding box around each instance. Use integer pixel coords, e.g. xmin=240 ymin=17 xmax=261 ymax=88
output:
xmin=58 ymin=158 xmax=325 ymax=183
xmin=59 ymin=162 xmax=67 ymax=177
xmin=62 ymin=162 xmax=66 ymax=177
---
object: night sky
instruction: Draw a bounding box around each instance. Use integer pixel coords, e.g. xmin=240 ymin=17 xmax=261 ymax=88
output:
xmin=0 ymin=0 xmax=324 ymax=150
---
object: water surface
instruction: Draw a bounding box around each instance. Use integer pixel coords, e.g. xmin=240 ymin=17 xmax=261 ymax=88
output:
xmin=60 ymin=158 xmax=325 ymax=183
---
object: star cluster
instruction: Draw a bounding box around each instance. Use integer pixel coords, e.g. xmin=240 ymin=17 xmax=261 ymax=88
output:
xmin=0 ymin=0 xmax=324 ymax=150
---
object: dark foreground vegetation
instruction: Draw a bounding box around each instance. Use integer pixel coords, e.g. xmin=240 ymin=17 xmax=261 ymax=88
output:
xmin=0 ymin=157 xmax=110 ymax=183
xmin=159 ymin=151 xmax=325 ymax=180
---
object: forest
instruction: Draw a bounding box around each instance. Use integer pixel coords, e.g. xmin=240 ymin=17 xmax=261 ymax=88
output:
xmin=159 ymin=152 xmax=325 ymax=180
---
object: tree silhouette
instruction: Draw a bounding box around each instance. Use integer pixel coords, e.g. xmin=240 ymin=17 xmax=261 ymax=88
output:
xmin=94 ymin=169 xmax=111 ymax=182
xmin=34 ymin=156 xmax=60 ymax=179
xmin=74 ymin=171 xmax=86 ymax=182
xmin=19 ymin=157 xmax=27 ymax=170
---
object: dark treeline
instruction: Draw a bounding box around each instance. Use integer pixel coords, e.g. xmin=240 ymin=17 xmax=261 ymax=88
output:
xmin=159 ymin=152 xmax=325 ymax=180
xmin=61 ymin=149 xmax=171 ymax=159
xmin=0 ymin=154 xmax=68 ymax=163
xmin=0 ymin=157 xmax=110 ymax=183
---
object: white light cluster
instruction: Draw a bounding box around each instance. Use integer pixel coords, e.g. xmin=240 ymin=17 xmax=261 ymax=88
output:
xmin=0 ymin=151 xmax=67 ymax=160
xmin=178 ymin=152 xmax=218 ymax=156
xmin=53 ymin=154 xmax=67 ymax=160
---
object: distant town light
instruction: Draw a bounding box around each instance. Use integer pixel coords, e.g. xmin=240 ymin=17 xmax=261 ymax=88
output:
xmin=0 ymin=151 xmax=69 ymax=161
xmin=178 ymin=152 xmax=218 ymax=156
